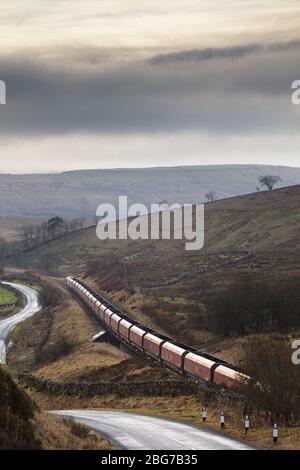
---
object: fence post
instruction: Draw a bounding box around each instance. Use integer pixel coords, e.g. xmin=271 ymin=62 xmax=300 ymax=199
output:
xmin=244 ymin=415 xmax=250 ymax=434
xmin=202 ymin=407 xmax=207 ymax=422
xmin=220 ymin=411 xmax=225 ymax=429
xmin=273 ymin=423 xmax=279 ymax=443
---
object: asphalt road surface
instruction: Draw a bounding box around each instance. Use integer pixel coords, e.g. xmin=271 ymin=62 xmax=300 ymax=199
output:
xmin=52 ymin=410 xmax=255 ymax=450
xmin=0 ymin=282 xmax=40 ymax=364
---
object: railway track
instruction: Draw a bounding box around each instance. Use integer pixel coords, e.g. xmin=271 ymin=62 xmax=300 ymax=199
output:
xmin=67 ymin=277 xmax=248 ymax=389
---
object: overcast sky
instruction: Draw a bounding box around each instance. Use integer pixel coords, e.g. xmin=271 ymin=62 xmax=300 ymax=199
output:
xmin=0 ymin=0 xmax=300 ymax=173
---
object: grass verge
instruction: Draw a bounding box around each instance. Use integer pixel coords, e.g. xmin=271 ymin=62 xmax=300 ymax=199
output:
xmin=24 ymin=389 xmax=300 ymax=450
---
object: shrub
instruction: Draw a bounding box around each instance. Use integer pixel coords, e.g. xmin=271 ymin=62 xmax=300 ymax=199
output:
xmin=70 ymin=421 xmax=89 ymax=439
xmin=40 ymin=284 xmax=63 ymax=309
xmin=39 ymin=336 xmax=74 ymax=364
xmin=210 ymin=277 xmax=300 ymax=336
xmin=237 ymin=336 xmax=300 ymax=426
xmin=62 ymin=418 xmax=89 ymax=439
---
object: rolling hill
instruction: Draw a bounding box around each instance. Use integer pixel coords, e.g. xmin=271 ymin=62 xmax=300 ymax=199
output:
xmin=11 ymin=184 xmax=300 ymax=274
xmin=5 ymin=184 xmax=300 ymax=373
xmin=1 ymin=164 xmax=300 ymax=218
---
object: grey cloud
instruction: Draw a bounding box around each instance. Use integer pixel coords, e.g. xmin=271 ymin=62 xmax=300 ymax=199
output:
xmin=0 ymin=41 xmax=299 ymax=137
xmin=150 ymin=44 xmax=263 ymax=64
xmin=149 ymin=39 xmax=300 ymax=64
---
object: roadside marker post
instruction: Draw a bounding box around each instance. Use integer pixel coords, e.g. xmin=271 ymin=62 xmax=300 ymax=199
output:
xmin=273 ymin=423 xmax=279 ymax=444
xmin=220 ymin=411 xmax=225 ymax=429
xmin=202 ymin=407 xmax=207 ymax=422
xmin=244 ymin=415 xmax=250 ymax=434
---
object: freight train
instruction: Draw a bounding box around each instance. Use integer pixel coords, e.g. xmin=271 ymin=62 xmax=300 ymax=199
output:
xmin=66 ymin=276 xmax=247 ymax=387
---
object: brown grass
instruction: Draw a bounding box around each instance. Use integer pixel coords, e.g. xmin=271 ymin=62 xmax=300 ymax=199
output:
xmin=6 ymin=275 xmax=127 ymax=378
xmin=7 ymin=275 xmax=167 ymax=383
xmin=36 ymin=342 xmax=127 ymax=382
xmin=25 ymin=389 xmax=300 ymax=450
xmin=6 ymin=187 xmax=300 ymax=364
xmin=35 ymin=412 xmax=116 ymax=450
xmin=7 ymin=311 xmax=50 ymax=372
xmin=5 ymin=274 xmax=300 ymax=450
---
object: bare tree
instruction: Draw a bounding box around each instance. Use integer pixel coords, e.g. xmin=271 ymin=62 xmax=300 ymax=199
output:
xmin=47 ymin=217 xmax=64 ymax=239
xmin=9 ymin=217 xmax=86 ymax=259
xmin=258 ymin=175 xmax=282 ymax=191
xmin=19 ymin=225 xmax=36 ymax=250
xmin=205 ymin=191 xmax=218 ymax=202
xmin=238 ymin=336 xmax=300 ymax=426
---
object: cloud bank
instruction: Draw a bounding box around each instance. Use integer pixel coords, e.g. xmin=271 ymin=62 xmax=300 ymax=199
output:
xmin=149 ymin=40 xmax=300 ymax=64
xmin=0 ymin=38 xmax=299 ymax=139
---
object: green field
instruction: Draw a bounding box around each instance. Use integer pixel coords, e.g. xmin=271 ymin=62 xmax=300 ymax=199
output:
xmin=0 ymin=284 xmax=17 ymax=306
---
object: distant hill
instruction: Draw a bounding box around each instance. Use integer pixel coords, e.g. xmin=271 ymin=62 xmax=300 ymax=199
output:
xmin=11 ymin=185 xmax=300 ymax=351
xmin=12 ymin=184 xmax=300 ymax=278
xmin=1 ymin=164 xmax=300 ymax=218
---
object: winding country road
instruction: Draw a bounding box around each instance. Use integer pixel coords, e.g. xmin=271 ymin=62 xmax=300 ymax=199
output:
xmin=52 ymin=410 xmax=255 ymax=450
xmin=1 ymin=282 xmax=254 ymax=450
xmin=0 ymin=282 xmax=40 ymax=364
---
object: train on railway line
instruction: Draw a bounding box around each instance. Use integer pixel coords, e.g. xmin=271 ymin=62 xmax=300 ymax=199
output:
xmin=66 ymin=276 xmax=247 ymax=388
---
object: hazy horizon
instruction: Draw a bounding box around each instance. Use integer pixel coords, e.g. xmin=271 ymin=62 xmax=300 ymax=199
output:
xmin=1 ymin=162 xmax=300 ymax=176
